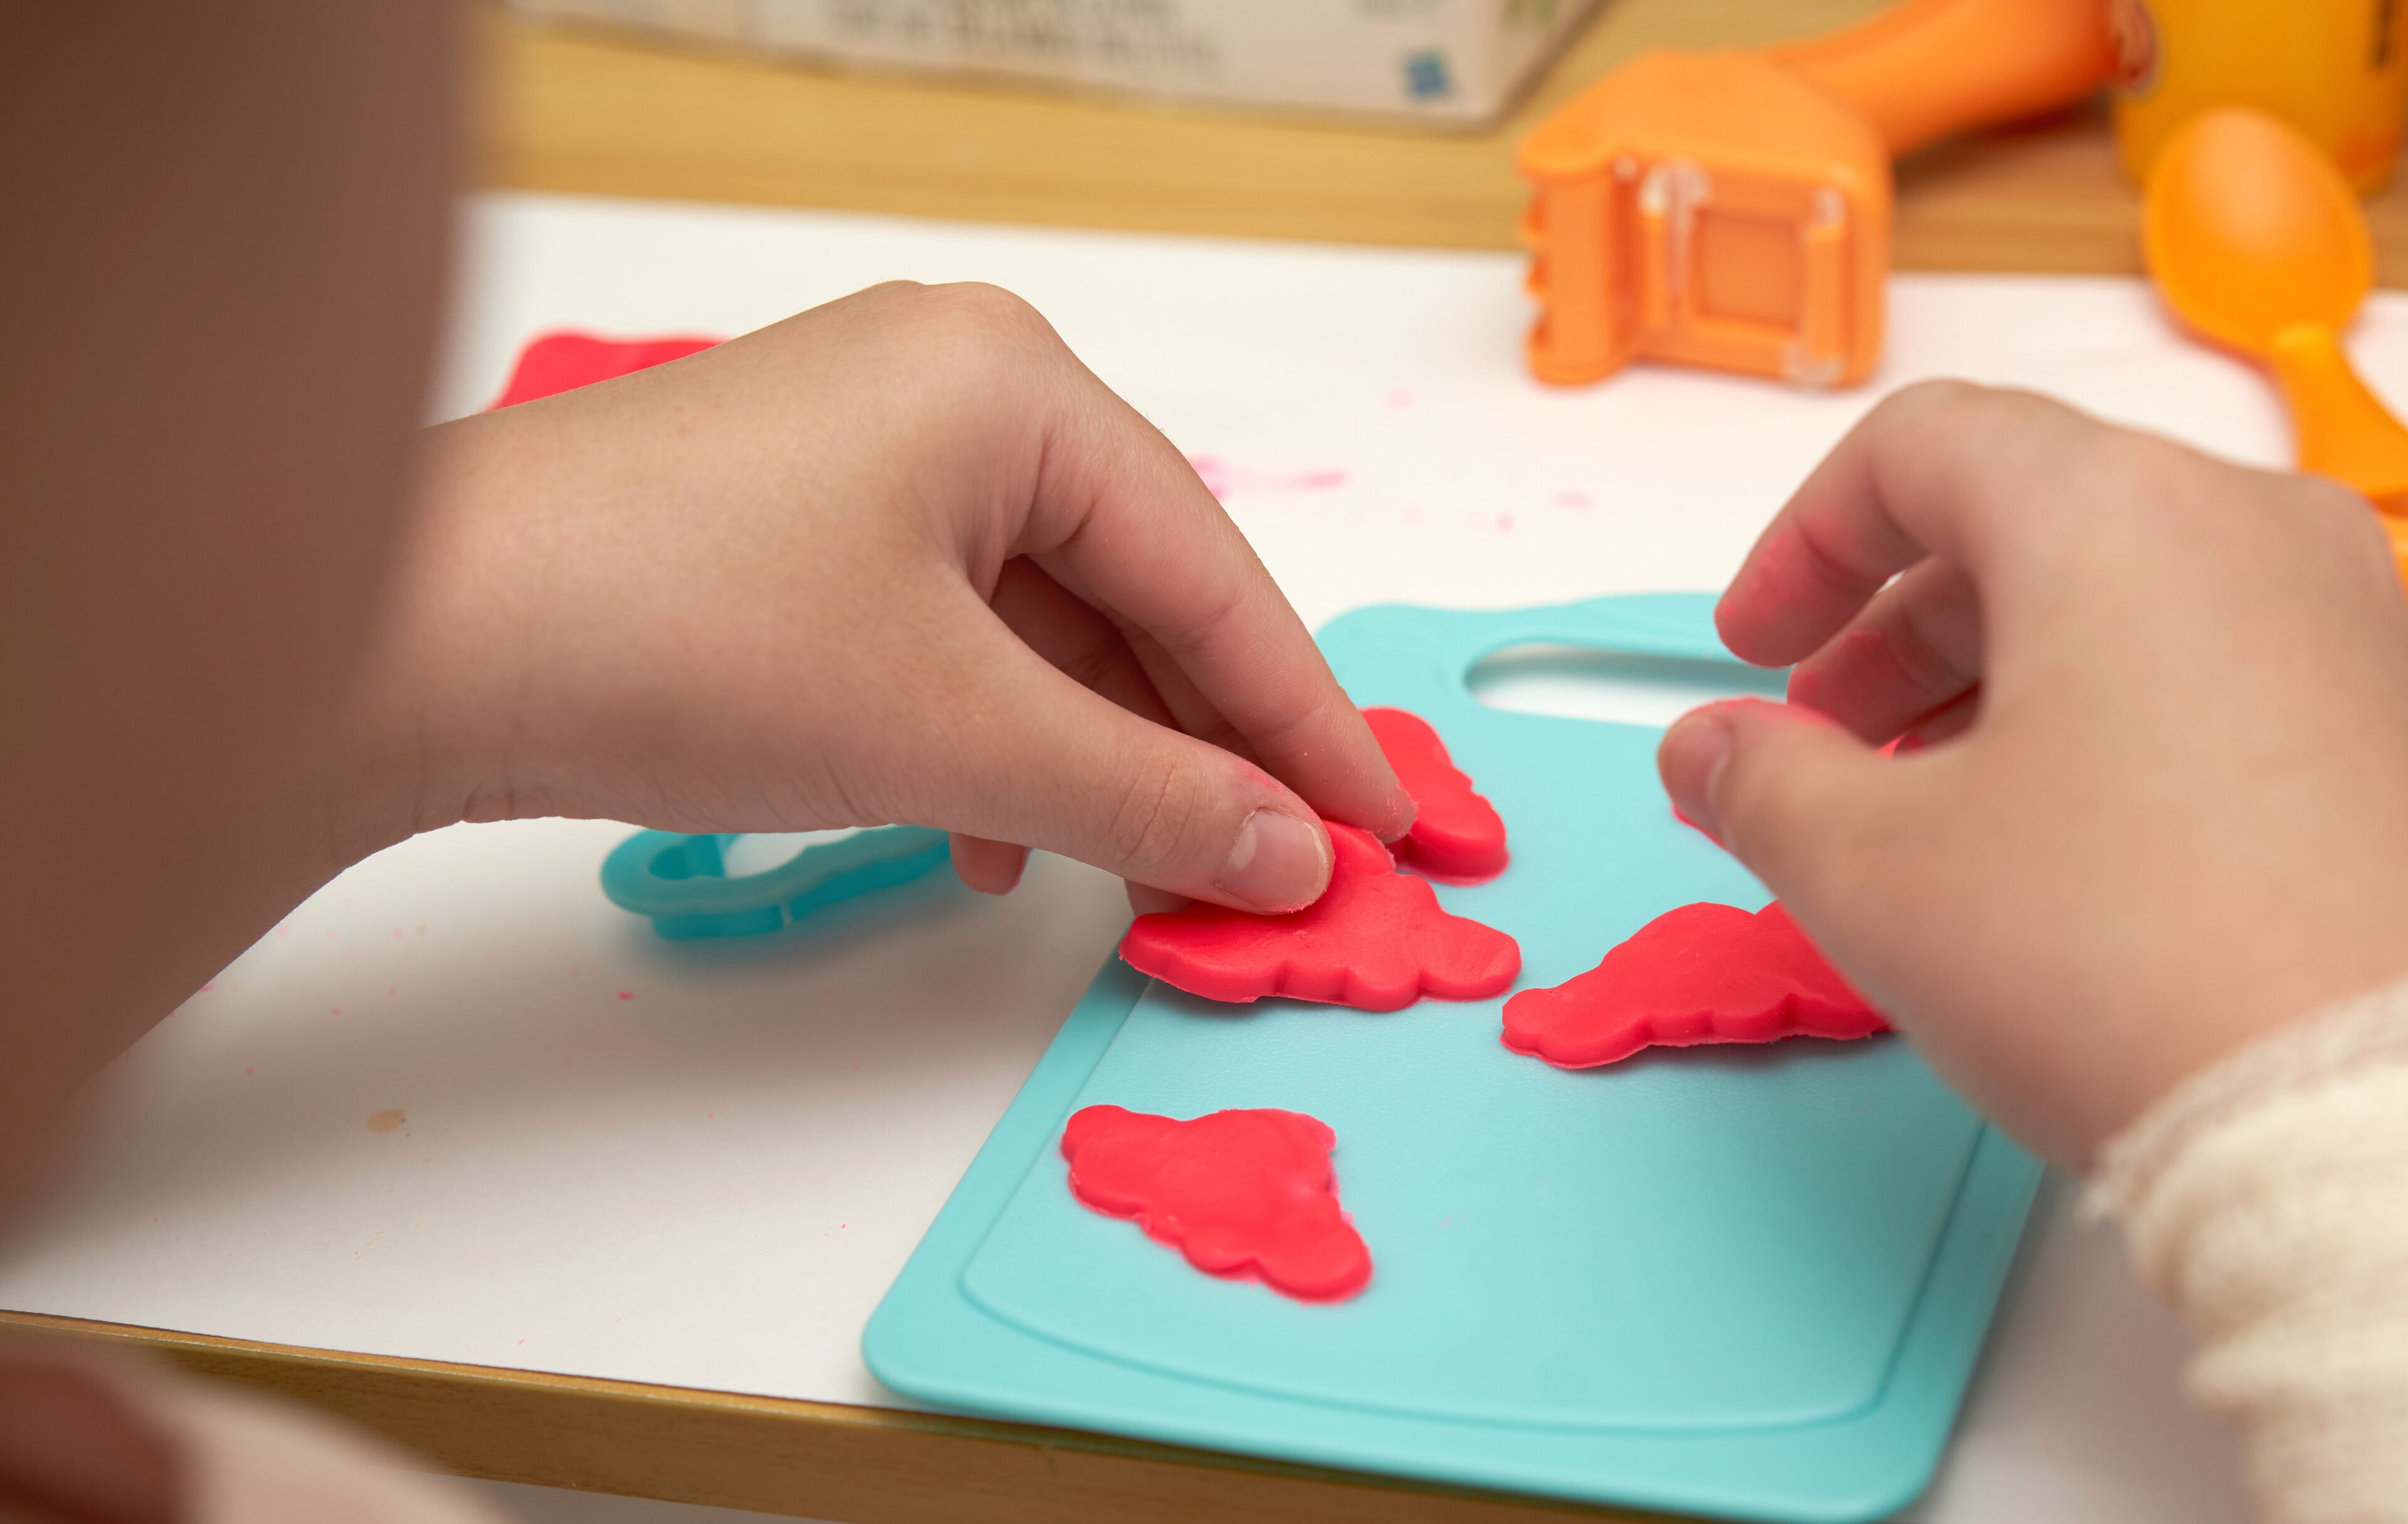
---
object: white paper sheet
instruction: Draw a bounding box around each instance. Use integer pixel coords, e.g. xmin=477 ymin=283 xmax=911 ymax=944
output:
xmin=4 ymin=191 xmax=2356 ymax=1521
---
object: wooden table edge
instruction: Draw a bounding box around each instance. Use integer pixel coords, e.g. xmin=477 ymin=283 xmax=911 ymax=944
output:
xmin=0 ymin=1308 xmax=1664 ymax=1522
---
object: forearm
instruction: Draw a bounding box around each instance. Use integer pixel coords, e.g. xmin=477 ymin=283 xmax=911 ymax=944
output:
xmin=2089 ymin=983 xmax=2408 ymax=1523
xmin=0 ymin=0 xmax=457 ymax=1207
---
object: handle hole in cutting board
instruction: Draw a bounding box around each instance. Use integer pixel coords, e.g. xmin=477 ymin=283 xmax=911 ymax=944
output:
xmin=1467 ymin=645 xmax=1787 ymax=728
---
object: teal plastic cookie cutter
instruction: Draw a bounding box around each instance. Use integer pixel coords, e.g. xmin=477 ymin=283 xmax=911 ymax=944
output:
xmin=600 ymin=826 xmax=953 ymax=940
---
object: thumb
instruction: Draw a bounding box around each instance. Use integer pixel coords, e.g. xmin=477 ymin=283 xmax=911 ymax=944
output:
xmin=909 ymin=641 xmax=1336 ymax=914
xmin=1658 ymin=698 xmax=1886 ymax=896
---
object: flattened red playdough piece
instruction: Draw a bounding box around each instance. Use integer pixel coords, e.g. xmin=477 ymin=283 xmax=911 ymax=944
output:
xmin=1119 ymin=824 xmax=1519 ymax=1010
xmin=1061 ymin=1104 xmax=1372 ymax=1301
xmin=1363 ymin=707 xmax=1508 ymax=882
xmin=488 ymin=332 xmax=721 ymax=410
xmin=1502 ymin=901 xmax=1888 ymax=1068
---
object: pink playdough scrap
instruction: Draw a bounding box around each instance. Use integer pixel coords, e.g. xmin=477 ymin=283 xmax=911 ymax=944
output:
xmin=1061 ymin=1104 xmax=1372 ymax=1301
xmin=1362 ymin=707 xmax=1509 ymax=883
xmin=1119 ymin=823 xmax=1519 ymax=1011
xmin=488 ymin=331 xmax=721 ymax=411
xmin=1502 ymin=901 xmax=1889 ymax=1068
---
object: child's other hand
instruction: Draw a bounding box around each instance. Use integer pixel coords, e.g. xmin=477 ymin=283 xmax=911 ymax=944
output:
xmin=1659 ymin=382 xmax=2408 ymax=1167
xmin=361 ymin=283 xmax=1413 ymax=913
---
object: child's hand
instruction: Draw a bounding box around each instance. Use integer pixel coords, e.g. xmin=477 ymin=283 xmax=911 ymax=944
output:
xmin=356 ymin=282 xmax=1413 ymax=913
xmin=1659 ymin=382 xmax=2408 ymax=1167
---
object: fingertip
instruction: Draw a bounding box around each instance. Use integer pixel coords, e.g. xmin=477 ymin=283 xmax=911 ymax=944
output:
xmin=1692 ymin=698 xmax=1888 ymax=891
xmin=949 ymin=833 xmax=1029 ymax=894
xmin=1213 ymin=807 xmax=1332 ymax=913
xmin=1717 ymin=532 xmax=1870 ymax=670
xmin=1713 ymin=567 xmax=1782 ymax=667
xmin=1659 ymin=707 xmax=1740 ymax=840
xmin=1326 ymin=704 xmax=1417 ymax=843
xmin=1662 ymin=697 xmax=1854 ymax=846
xmin=1126 ymin=881 xmax=1193 ymax=916
xmin=1279 ymin=707 xmax=1413 ymax=844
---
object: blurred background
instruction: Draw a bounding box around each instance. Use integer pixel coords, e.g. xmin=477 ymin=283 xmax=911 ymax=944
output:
xmin=472 ymin=0 xmax=2408 ymax=280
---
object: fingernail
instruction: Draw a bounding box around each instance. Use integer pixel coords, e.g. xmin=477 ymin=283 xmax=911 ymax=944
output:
xmin=1661 ymin=711 xmax=1736 ymax=840
xmin=1217 ymin=809 xmax=1330 ymax=912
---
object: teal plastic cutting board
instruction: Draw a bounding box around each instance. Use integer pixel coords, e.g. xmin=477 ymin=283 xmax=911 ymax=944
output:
xmin=865 ymin=593 xmax=2039 ymax=1522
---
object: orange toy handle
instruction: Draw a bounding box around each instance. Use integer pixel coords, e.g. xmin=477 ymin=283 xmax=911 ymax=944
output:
xmin=1765 ymin=0 xmax=2116 ymax=157
xmin=2268 ymin=322 xmax=2408 ymax=510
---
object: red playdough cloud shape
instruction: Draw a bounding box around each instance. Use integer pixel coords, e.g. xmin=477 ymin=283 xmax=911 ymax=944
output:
xmin=1502 ymin=901 xmax=1889 ymax=1068
xmin=1363 ymin=707 xmax=1508 ymax=882
xmin=1119 ymin=824 xmax=1519 ymax=1011
xmin=1061 ymin=1104 xmax=1372 ymax=1301
xmin=488 ymin=332 xmax=722 ymax=411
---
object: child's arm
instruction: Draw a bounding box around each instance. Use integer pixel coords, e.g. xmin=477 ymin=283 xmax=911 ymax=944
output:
xmin=3 ymin=253 xmax=1408 ymax=1520
xmin=0 ymin=3 xmax=477 ymax=1511
xmin=0 ymin=0 xmax=456 ymax=1209
xmin=1661 ymin=381 xmax=2408 ymax=1516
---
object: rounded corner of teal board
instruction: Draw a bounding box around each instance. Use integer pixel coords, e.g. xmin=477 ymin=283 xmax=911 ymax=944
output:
xmin=867 ymin=594 xmax=2042 ymax=1522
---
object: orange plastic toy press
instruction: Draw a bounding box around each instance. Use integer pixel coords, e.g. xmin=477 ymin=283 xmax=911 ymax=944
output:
xmin=1518 ymin=0 xmax=2117 ymax=389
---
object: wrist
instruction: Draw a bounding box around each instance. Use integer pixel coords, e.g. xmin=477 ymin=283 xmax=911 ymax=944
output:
xmin=318 ymin=656 xmax=468 ymax=864
xmin=319 ymin=436 xmax=495 ymax=854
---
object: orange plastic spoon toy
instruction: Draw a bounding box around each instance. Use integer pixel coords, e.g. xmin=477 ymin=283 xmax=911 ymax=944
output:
xmin=2143 ymin=106 xmax=2408 ymax=572
xmin=1518 ymin=0 xmax=2115 ymax=389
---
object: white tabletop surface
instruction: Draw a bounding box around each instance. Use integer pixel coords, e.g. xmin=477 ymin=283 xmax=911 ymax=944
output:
xmin=1 ymin=192 xmax=2358 ymax=1520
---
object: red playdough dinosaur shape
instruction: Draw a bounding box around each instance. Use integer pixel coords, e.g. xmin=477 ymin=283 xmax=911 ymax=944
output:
xmin=1119 ymin=824 xmax=1519 ymax=1010
xmin=1061 ymin=1104 xmax=1372 ymax=1301
xmin=488 ymin=331 xmax=721 ymax=410
xmin=1363 ymin=707 xmax=1509 ymax=883
xmin=1503 ymin=901 xmax=1888 ymax=1068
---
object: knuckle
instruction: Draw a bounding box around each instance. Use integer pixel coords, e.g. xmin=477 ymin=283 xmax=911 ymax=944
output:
xmin=818 ymin=280 xmax=931 ymax=332
xmin=895 ymin=283 xmax=1069 ymax=415
xmin=1882 ymin=380 xmax=2100 ymax=469
xmin=2293 ymin=472 xmax=2368 ymax=518
xmin=1870 ymin=377 xmax=2004 ymax=443
xmin=2106 ymin=438 xmax=2387 ymax=570
xmin=1788 ymin=512 xmax=1889 ymax=602
xmin=916 ymin=282 xmax=1056 ymax=351
xmin=1104 ymin=755 xmax=1212 ymax=877
xmin=2290 ymin=473 xmax=2384 ymax=538
xmin=2056 ymin=428 xmax=2234 ymax=542
xmin=1708 ymin=730 xmax=1787 ymax=851
xmin=2307 ymin=486 xmax=2397 ymax=569
xmin=1713 ymin=776 xmax=1794 ymax=885
xmin=1886 ymin=377 xmax=1987 ymax=420
xmin=2083 ymin=428 xmax=2197 ymax=493
xmin=1140 ymin=581 xmax=1247 ymax=662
